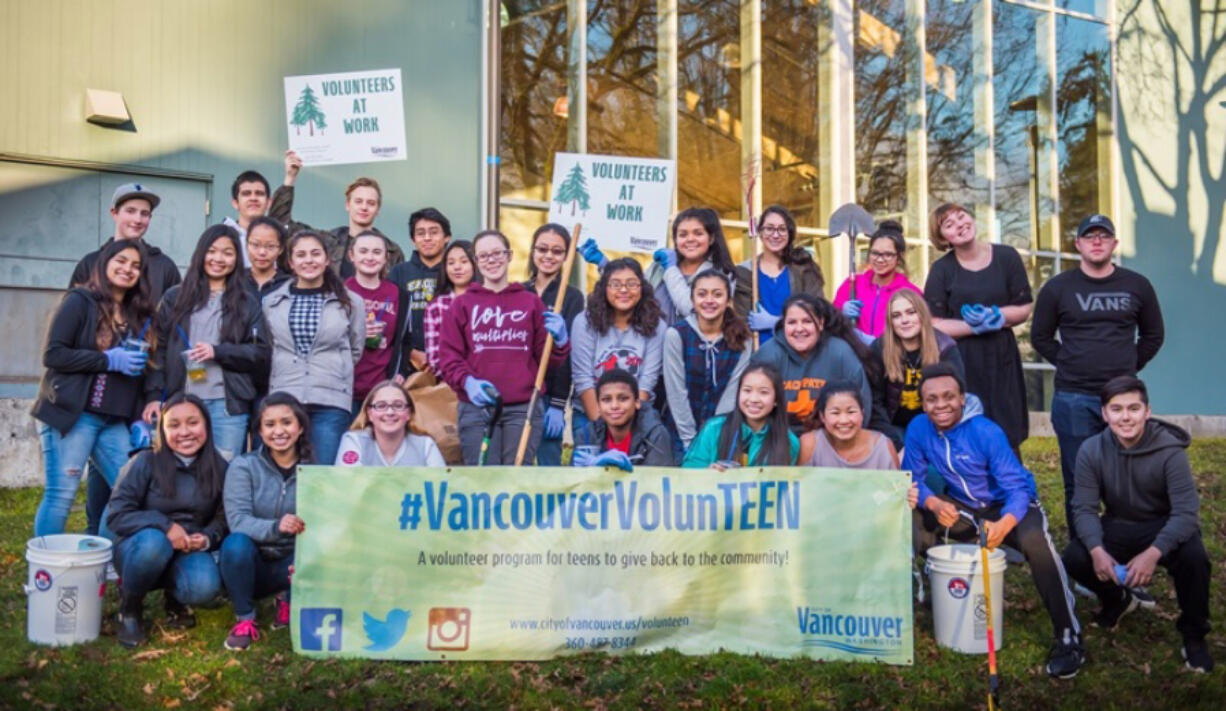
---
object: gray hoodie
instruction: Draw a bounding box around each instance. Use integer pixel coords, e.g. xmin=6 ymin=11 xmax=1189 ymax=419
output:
xmin=570 ymin=312 xmax=666 ymax=399
xmin=662 ymin=314 xmax=751 ymax=446
xmin=1071 ymin=418 xmax=1199 ymax=555
xmin=749 ymin=321 xmax=871 ymax=432
xmin=223 ymin=449 xmax=298 ymax=560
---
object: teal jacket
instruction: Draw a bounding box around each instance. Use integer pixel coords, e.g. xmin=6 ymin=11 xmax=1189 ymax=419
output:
xmin=682 ymin=415 xmax=800 ymax=468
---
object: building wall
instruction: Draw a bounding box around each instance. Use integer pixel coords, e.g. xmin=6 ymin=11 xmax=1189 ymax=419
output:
xmin=1116 ymin=0 xmax=1226 ymax=415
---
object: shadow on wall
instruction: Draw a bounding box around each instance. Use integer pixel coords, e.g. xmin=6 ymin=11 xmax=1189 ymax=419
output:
xmin=1117 ymin=2 xmax=1226 ymax=416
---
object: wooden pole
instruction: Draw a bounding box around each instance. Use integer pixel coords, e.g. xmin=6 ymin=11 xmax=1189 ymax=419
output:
xmin=514 ymin=223 xmax=583 ymax=466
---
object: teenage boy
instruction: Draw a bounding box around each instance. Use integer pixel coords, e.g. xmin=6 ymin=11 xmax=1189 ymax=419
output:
xmin=344 ymin=231 xmax=409 ymax=412
xmin=223 ymin=168 xmax=275 ymax=265
xmin=1062 ymin=376 xmax=1212 ymax=672
xmin=906 ymin=363 xmax=1083 ymax=679
xmin=572 ymin=369 xmax=674 ymax=469
xmin=1031 ymin=213 xmax=1165 ymax=529
xmin=388 ymin=207 xmax=450 ymax=376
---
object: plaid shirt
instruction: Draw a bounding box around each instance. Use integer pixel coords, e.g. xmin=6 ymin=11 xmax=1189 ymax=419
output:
xmin=289 ymin=289 xmax=327 ymax=356
xmin=423 ymin=293 xmax=456 ymax=371
xmin=675 ymin=320 xmax=742 ymax=428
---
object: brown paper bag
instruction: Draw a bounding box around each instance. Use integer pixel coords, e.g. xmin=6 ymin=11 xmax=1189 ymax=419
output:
xmin=402 ymin=371 xmax=463 ymax=464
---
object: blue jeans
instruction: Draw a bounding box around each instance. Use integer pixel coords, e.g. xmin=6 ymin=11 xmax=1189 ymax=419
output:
xmin=85 ymin=460 xmax=111 ymax=536
xmin=219 ymin=533 xmax=293 ymax=620
xmin=203 ymin=398 xmax=249 ymax=461
xmin=115 ymin=527 xmax=222 ymax=605
xmin=306 ymin=405 xmax=351 ymax=466
xmin=1050 ymin=389 xmax=1106 ymax=529
xmin=35 ymin=413 xmax=130 ymax=537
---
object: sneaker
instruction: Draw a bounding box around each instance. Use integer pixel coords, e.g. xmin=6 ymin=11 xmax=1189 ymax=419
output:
xmin=270 ymin=593 xmax=291 ymax=630
xmin=1131 ymin=586 xmax=1157 ymax=611
xmin=1093 ymin=587 xmax=1140 ymax=630
xmin=105 ymin=563 xmax=120 ymax=582
xmin=224 ymin=620 xmax=261 ymax=651
xmin=1182 ymin=638 xmax=1215 ymax=673
xmin=163 ymin=595 xmax=197 ymax=630
xmin=1046 ymin=629 xmax=1085 ymax=679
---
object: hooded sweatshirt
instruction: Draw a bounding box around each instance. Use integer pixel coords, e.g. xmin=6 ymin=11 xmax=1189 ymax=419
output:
xmin=902 ymin=394 xmax=1037 ymax=523
xmin=70 ymin=237 xmax=182 ymax=302
xmin=579 ymin=407 xmax=675 ymax=467
xmin=437 ymin=282 xmax=570 ymax=405
xmin=388 ymin=251 xmax=442 ymax=357
xmin=1070 ymin=418 xmax=1199 ymax=555
xmin=662 ymin=314 xmax=751 ymax=445
xmin=570 ymin=312 xmax=666 ymax=399
xmin=832 ymin=271 xmax=922 ymax=338
xmin=749 ymin=321 xmax=872 ymax=432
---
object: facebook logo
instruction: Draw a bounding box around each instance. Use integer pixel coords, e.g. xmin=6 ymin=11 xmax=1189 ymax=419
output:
xmin=300 ymin=608 xmax=343 ymax=651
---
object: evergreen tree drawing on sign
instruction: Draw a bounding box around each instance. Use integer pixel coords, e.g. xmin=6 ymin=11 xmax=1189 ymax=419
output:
xmin=554 ymin=163 xmax=591 ymax=216
xmin=291 ymin=84 xmax=327 ymax=136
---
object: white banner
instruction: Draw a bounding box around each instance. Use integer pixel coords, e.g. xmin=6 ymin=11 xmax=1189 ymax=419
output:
xmin=283 ymin=68 xmax=407 ymax=166
xmin=547 ymin=153 xmax=676 ymax=254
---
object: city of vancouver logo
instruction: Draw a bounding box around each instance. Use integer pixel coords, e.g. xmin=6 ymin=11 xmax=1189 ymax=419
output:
xmin=795 ymin=605 xmax=906 ymax=657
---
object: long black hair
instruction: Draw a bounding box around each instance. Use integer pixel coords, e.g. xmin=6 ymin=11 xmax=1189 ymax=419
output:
xmin=287 ymin=230 xmax=353 ymax=315
xmin=85 ymin=238 xmax=157 ymax=352
xmin=690 ymin=269 xmax=750 ymax=351
xmin=170 ymin=224 xmax=253 ymax=345
xmin=527 ymin=223 xmax=571 ymax=280
xmin=672 ymin=207 xmax=737 ymax=274
xmin=247 ymin=216 xmax=290 ymax=273
xmin=757 ymin=205 xmax=817 ymax=267
xmin=586 ymin=257 xmax=661 ymax=337
xmin=435 ymin=240 xmax=477 ymax=297
xmin=152 ymin=392 xmax=225 ymax=501
xmin=716 ymin=363 xmax=793 ymax=466
xmin=254 ymin=391 xmax=314 ymax=464
xmin=778 ymin=293 xmax=880 ymax=381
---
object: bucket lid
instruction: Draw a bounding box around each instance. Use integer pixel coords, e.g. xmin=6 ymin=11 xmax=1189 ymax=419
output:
xmin=27 ymin=534 xmax=113 ymax=554
xmin=926 ymin=543 xmax=1007 ymax=574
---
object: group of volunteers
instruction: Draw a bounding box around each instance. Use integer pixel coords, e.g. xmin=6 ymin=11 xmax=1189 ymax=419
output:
xmin=30 ymin=150 xmax=1210 ymax=677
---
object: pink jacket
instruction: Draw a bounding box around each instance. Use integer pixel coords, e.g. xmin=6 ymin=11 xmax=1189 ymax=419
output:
xmin=832 ymin=271 xmax=922 ymax=337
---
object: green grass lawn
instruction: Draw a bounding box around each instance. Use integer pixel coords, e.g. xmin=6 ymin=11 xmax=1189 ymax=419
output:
xmin=0 ymin=438 xmax=1222 ymax=710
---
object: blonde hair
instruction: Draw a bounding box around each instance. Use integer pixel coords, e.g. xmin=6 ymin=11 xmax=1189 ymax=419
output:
xmin=345 ymin=177 xmax=383 ymax=205
xmin=928 ymin=202 xmax=972 ymax=252
xmin=881 ymin=290 xmax=942 ymax=383
xmin=349 ymin=380 xmax=414 ymax=432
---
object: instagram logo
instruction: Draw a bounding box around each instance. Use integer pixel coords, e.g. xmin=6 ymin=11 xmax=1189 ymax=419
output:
xmin=426 ymin=607 xmax=471 ymax=651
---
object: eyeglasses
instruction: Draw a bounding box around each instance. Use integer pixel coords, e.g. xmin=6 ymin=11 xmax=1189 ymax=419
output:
xmin=607 ymin=280 xmax=642 ymax=292
xmin=533 ymin=246 xmax=567 ymax=257
xmin=368 ymin=401 xmax=410 ymax=413
xmin=869 ymin=250 xmax=899 ymax=261
xmin=475 ymin=250 xmax=510 ymax=264
xmin=248 ymin=241 xmax=281 ymax=253
xmin=760 ymin=226 xmax=788 ymax=237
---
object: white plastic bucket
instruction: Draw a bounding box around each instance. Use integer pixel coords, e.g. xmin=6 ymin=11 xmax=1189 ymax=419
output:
xmin=25 ymin=535 xmax=113 ymax=646
xmin=926 ymin=543 xmax=1006 ymax=654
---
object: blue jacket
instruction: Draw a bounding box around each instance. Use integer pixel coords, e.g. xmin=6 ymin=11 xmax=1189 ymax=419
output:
xmin=902 ymin=395 xmax=1036 ymax=522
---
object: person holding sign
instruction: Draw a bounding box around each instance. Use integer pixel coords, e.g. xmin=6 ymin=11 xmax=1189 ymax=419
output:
xmin=831 ymin=220 xmax=921 ymax=340
xmin=572 ymin=369 xmax=674 ymax=470
xmin=220 ymin=392 xmax=311 ymax=651
xmin=682 ymin=363 xmax=798 ymax=469
xmin=662 ymin=270 xmax=752 ymax=451
xmin=646 ymin=208 xmax=752 ymax=325
xmin=522 ymin=224 xmax=585 ymax=467
xmin=335 ymin=380 xmax=445 ymax=467
xmin=570 ymin=258 xmax=665 ymax=440
xmin=906 ymin=363 xmax=1083 ymax=679
xmin=437 ymin=230 xmax=570 ymax=466
xmin=741 ymin=206 xmax=825 ymax=344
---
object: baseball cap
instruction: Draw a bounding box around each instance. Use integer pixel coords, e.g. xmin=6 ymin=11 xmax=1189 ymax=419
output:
xmin=110 ymin=183 xmax=161 ymax=210
xmin=1076 ymin=214 xmax=1115 ymax=239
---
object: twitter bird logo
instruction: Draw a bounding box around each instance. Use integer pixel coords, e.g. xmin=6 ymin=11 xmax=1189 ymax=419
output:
xmin=362 ymin=608 xmax=410 ymax=652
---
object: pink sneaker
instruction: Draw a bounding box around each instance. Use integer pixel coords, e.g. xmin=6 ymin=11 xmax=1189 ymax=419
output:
xmin=271 ymin=594 xmax=291 ymax=630
xmin=224 ymin=620 xmax=261 ymax=651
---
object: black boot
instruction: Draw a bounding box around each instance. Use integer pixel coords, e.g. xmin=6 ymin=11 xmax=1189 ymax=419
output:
xmin=163 ymin=593 xmax=196 ymax=630
xmin=116 ymin=594 xmax=147 ymax=648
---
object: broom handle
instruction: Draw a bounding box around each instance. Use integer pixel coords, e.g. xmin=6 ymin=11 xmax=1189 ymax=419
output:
xmin=980 ymin=527 xmax=1000 ymax=711
xmin=514 ymin=224 xmax=583 ymax=466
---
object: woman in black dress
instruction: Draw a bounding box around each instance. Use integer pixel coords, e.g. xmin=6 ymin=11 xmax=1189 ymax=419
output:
xmin=923 ymin=203 xmax=1033 ymax=449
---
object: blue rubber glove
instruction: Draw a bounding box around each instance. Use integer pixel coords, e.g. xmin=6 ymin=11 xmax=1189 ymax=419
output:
xmin=543 ymin=311 xmax=569 ymax=346
xmin=970 ymin=306 xmax=1005 ymax=335
xmin=104 ymin=347 xmax=147 ymax=376
xmin=578 ymin=238 xmax=608 ymax=269
xmin=129 ymin=422 xmax=152 ymax=450
xmin=1114 ymin=564 xmax=1129 ymax=586
xmin=959 ymin=303 xmax=990 ymax=326
xmin=841 ymin=299 xmax=863 ymax=320
xmin=571 ymin=447 xmax=595 ymax=467
xmin=464 ymin=377 xmax=500 ymax=406
xmin=747 ymin=307 xmax=780 ymax=332
xmin=653 ymin=248 xmax=677 ymax=270
xmin=592 ymin=450 xmax=634 ymax=472
xmin=543 ymin=406 xmax=565 ymax=439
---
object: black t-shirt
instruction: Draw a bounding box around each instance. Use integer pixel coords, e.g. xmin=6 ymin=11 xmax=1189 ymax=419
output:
xmin=1031 ymin=266 xmax=1164 ymax=393
xmin=892 ymin=349 xmax=925 ymax=430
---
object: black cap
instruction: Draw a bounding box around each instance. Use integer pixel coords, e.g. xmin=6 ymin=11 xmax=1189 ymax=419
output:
xmin=1076 ymin=214 xmax=1115 ymax=239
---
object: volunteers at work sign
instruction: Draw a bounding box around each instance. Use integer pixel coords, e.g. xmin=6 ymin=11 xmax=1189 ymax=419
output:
xmin=283 ymin=68 xmax=407 ymax=166
xmin=292 ymin=466 xmax=914 ymax=664
xmin=547 ymin=153 xmax=677 ymax=254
